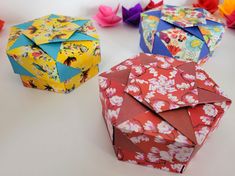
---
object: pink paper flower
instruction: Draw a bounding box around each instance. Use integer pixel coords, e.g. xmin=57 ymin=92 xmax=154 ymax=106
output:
xmin=93 ymin=5 xmax=122 ymax=27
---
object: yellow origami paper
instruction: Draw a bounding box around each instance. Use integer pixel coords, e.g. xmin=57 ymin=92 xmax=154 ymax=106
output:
xmin=6 ymin=14 xmax=101 ymax=93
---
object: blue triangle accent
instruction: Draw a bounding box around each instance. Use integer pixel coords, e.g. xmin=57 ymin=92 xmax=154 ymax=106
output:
xmin=8 ymin=56 xmax=35 ymax=77
xmin=157 ymin=20 xmax=173 ymax=32
xmin=145 ymin=10 xmax=161 ymax=18
xmin=152 ymin=34 xmax=173 ymax=57
xmin=195 ymin=8 xmax=204 ymax=13
xmin=139 ymin=21 xmax=143 ymax=33
xmin=205 ymin=20 xmax=223 ymax=26
xmin=140 ymin=33 xmax=150 ymax=53
xmin=56 ymin=62 xmax=81 ymax=82
xmin=199 ymin=43 xmax=210 ymax=60
xmin=39 ymin=43 xmax=61 ymax=61
xmin=68 ymin=32 xmax=97 ymax=41
xmin=9 ymin=34 xmax=34 ymax=50
xmin=15 ymin=21 xmax=33 ymax=30
xmin=73 ymin=20 xmax=89 ymax=27
xmin=49 ymin=14 xmax=60 ymax=19
xmin=183 ymin=27 xmax=205 ymax=41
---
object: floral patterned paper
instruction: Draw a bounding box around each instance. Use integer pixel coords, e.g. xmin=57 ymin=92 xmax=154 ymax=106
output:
xmin=139 ymin=5 xmax=225 ymax=65
xmin=161 ymin=5 xmax=206 ymax=28
xmin=7 ymin=14 xmax=101 ymax=93
xmin=99 ymin=53 xmax=231 ymax=173
xmin=23 ymin=15 xmax=80 ymax=45
xmin=141 ymin=14 xmax=159 ymax=52
xmin=157 ymin=28 xmax=204 ymax=62
xmin=198 ymin=25 xmax=225 ymax=54
xmin=125 ymin=60 xmax=199 ymax=113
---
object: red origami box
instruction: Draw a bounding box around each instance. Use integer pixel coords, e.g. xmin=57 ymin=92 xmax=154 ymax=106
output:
xmin=99 ymin=53 xmax=231 ymax=173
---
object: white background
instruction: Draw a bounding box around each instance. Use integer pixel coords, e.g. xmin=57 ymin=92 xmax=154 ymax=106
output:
xmin=0 ymin=0 xmax=234 ymax=176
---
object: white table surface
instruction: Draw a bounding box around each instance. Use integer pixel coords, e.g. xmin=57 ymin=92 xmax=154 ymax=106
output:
xmin=0 ymin=0 xmax=234 ymax=176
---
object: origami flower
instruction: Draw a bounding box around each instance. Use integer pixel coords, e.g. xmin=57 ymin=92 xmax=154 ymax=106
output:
xmin=122 ymin=3 xmax=143 ymax=26
xmin=93 ymin=5 xmax=122 ymax=27
xmin=193 ymin=0 xmax=219 ymax=14
xmin=144 ymin=0 xmax=163 ymax=11
xmin=219 ymin=0 xmax=235 ymax=28
xmin=0 ymin=19 xmax=4 ymax=30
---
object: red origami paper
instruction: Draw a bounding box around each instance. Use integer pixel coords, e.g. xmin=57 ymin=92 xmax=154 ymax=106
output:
xmin=193 ymin=0 xmax=219 ymax=14
xmin=224 ymin=11 xmax=235 ymax=28
xmin=0 ymin=19 xmax=4 ymax=30
xmin=99 ymin=53 xmax=231 ymax=173
xmin=144 ymin=0 xmax=163 ymax=11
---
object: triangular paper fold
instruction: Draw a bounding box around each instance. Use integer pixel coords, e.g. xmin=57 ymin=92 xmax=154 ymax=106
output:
xmin=199 ymin=43 xmax=210 ymax=59
xmin=102 ymin=69 xmax=131 ymax=85
xmin=183 ymin=27 xmax=205 ymax=41
xmin=198 ymin=88 xmax=229 ymax=104
xmin=152 ymin=35 xmax=173 ymax=57
xmin=8 ymin=56 xmax=35 ymax=77
xmin=156 ymin=20 xmax=174 ymax=32
xmin=10 ymin=34 xmax=34 ymax=50
xmin=159 ymin=109 xmax=197 ymax=144
xmin=73 ymin=20 xmax=89 ymax=27
xmin=56 ymin=62 xmax=81 ymax=82
xmin=39 ymin=42 xmax=62 ymax=61
xmin=114 ymin=128 xmax=144 ymax=152
xmin=117 ymin=94 xmax=148 ymax=125
xmin=15 ymin=21 xmax=33 ymax=30
xmin=68 ymin=32 xmax=98 ymax=41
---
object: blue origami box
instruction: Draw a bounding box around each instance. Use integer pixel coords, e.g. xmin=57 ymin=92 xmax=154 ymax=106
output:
xmin=139 ymin=5 xmax=225 ymax=64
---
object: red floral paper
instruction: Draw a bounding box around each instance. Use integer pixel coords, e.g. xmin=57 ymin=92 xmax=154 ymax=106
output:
xmin=125 ymin=60 xmax=199 ymax=113
xmin=99 ymin=53 xmax=231 ymax=173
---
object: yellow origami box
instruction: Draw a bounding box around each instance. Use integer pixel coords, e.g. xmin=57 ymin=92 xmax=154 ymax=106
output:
xmin=6 ymin=14 xmax=101 ymax=93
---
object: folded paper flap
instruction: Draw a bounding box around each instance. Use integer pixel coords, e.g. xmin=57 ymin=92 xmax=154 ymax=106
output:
xmin=125 ymin=60 xmax=199 ymax=114
xmin=13 ymin=14 xmax=97 ymax=45
xmin=144 ymin=5 xmax=223 ymax=29
xmin=195 ymin=66 xmax=231 ymax=103
xmin=176 ymin=62 xmax=197 ymax=75
xmin=198 ymin=88 xmax=230 ymax=104
xmin=159 ymin=109 xmax=198 ymax=144
xmin=101 ymin=69 xmax=131 ymax=85
xmin=117 ymin=94 xmax=148 ymax=125
xmin=161 ymin=5 xmax=207 ymax=28
xmin=114 ymin=127 xmax=144 ymax=152
xmin=202 ymin=9 xmax=223 ymax=24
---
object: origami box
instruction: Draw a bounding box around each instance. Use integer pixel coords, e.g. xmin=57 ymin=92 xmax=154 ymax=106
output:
xmin=139 ymin=5 xmax=225 ymax=65
xmin=99 ymin=53 xmax=231 ymax=173
xmin=6 ymin=14 xmax=100 ymax=93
